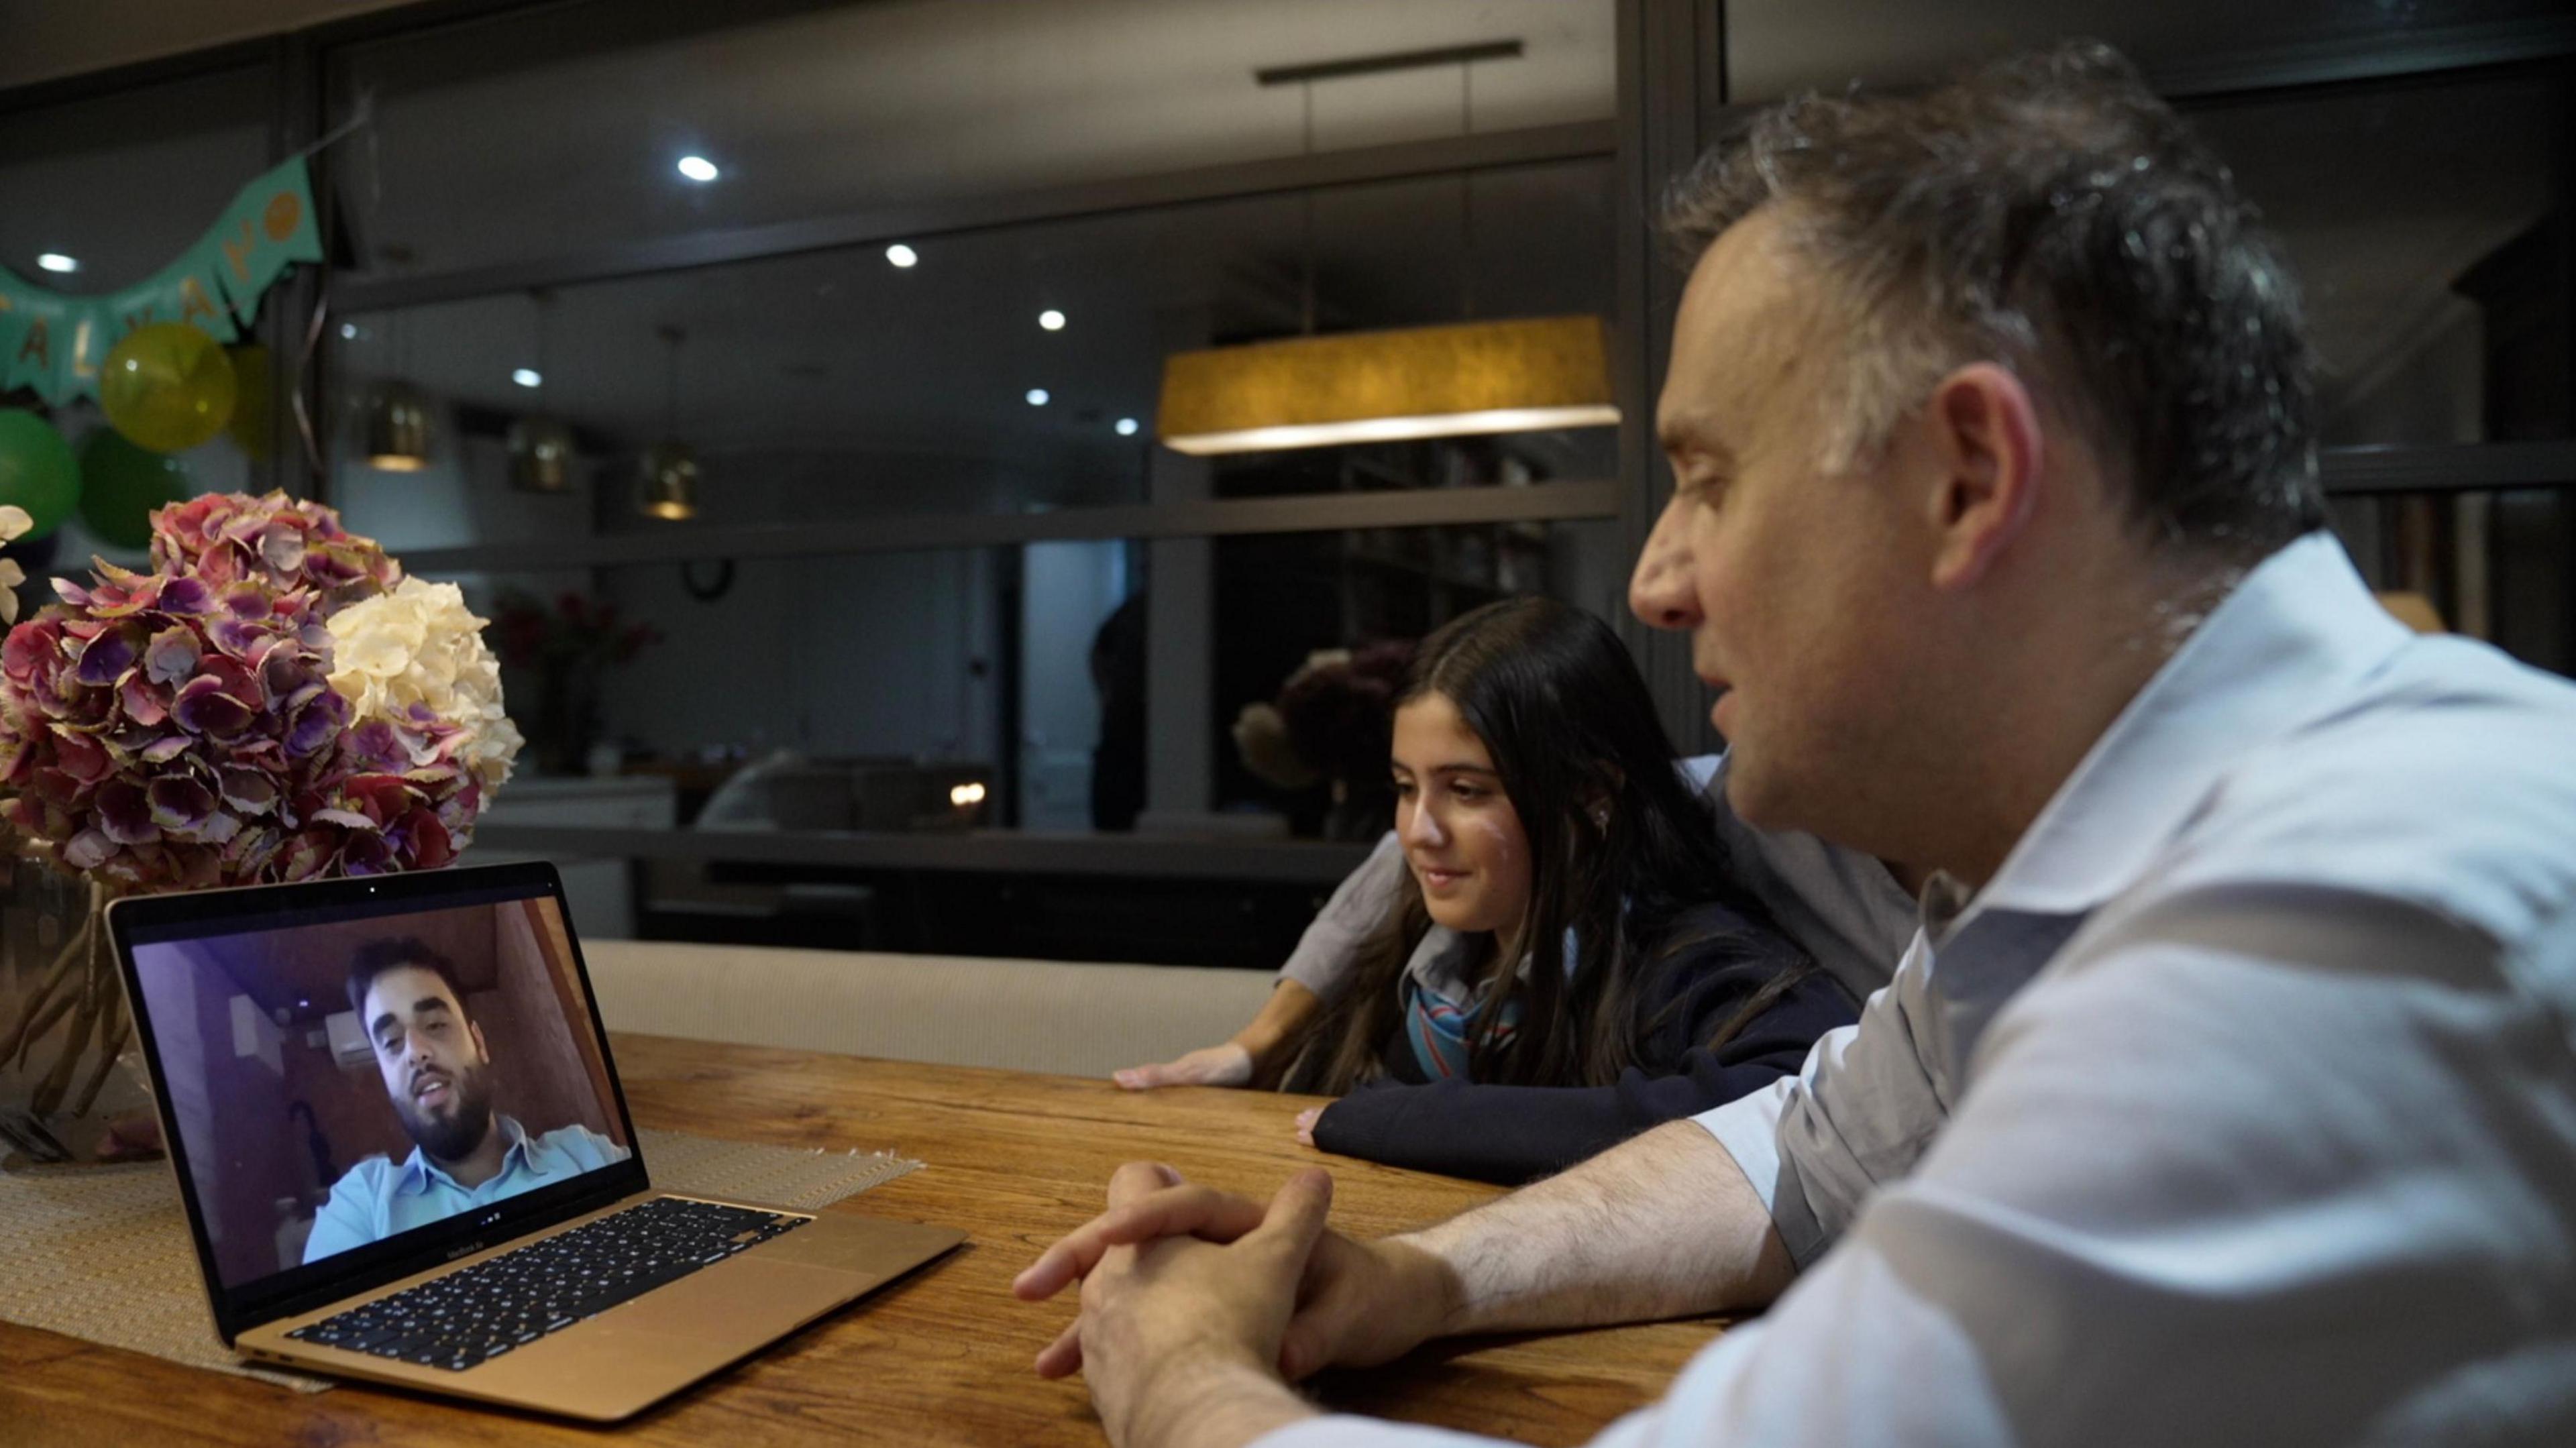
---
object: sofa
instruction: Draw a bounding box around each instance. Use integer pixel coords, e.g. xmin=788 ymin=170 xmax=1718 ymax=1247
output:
xmin=580 ymin=939 xmax=1275 ymax=1079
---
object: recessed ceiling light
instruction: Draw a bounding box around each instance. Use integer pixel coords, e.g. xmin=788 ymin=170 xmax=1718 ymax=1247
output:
xmin=885 ymin=243 xmax=918 ymax=268
xmin=1038 ymin=309 xmax=1067 ymax=331
xmin=36 ymin=253 xmax=76 ymax=274
xmin=1026 ymin=388 xmax=1051 ymax=406
xmin=340 ymin=322 xmax=361 ymax=341
xmin=676 ymin=155 xmax=720 ymax=182
xmin=1114 ymin=417 xmax=1140 ymax=436
xmin=512 ymin=368 xmax=543 ymax=388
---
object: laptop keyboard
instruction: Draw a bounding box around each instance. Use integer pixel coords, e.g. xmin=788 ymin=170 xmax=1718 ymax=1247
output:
xmin=284 ymin=1196 xmax=810 ymax=1372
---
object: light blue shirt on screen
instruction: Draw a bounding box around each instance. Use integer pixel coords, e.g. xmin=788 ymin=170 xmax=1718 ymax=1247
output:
xmin=301 ymin=1114 xmax=629 ymax=1265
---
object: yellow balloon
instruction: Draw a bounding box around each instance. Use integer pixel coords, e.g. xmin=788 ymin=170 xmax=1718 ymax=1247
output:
xmin=100 ymin=323 xmax=237 ymax=455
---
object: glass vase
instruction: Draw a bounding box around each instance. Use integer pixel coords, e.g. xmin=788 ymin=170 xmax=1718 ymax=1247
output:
xmin=0 ymin=862 xmax=160 ymax=1168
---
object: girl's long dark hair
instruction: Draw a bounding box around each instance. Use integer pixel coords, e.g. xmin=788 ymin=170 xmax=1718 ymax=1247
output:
xmin=1290 ymin=597 xmax=1811 ymax=1095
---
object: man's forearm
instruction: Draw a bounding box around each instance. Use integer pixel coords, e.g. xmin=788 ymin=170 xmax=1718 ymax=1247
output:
xmin=1400 ymin=1119 xmax=1794 ymax=1337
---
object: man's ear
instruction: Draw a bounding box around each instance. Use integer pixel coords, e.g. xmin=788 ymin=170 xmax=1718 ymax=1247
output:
xmin=1923 ymin=362 xmax=2044 ymax=591
xmin=470 ymin=1019 xmax=490 ymax=1066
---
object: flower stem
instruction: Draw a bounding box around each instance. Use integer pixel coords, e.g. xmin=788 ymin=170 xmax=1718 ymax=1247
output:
xmin=0 ymin=905 xmax=97 ymax=1065
xmin=70 ymin=991 xmax=129 ymax=1119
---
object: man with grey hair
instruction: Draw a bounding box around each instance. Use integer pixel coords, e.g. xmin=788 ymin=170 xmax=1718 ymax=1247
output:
xmin=1014 ymin=43 xmax=2576 ymax=1448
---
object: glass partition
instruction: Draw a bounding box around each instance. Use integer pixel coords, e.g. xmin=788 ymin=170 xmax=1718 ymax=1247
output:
xmin=2190 ymin=71 xmax=2569 ymax=449
xmin=435 ymin=515 xmax=1620 ymax=839
xmin=327 ymin=156 xmax=1619 ymax=549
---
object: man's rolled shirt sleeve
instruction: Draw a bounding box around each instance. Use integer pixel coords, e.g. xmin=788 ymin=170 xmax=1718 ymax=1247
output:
xmin=1625 ymin=891 xmax=2573 ymax=1447
xmin=1690 ymin=1075 xmax=1792 ymax=1220
xmin=1692 ymin=933 xmax=1949 ymax=1269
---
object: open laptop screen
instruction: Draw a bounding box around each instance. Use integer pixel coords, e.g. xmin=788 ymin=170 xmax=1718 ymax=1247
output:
xmin=112 ymin=863 xmax=645 ymax=1338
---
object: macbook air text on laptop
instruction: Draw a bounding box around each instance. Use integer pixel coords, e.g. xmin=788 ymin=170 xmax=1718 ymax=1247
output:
xmin=107 ymin=860 xmax=963 ymax=1421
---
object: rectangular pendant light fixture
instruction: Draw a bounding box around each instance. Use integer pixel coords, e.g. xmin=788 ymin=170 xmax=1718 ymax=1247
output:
xmin=1156 ymin=314 xmax=1620 ymax=456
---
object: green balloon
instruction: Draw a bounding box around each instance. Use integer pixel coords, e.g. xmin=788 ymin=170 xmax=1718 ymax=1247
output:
xmin=0 ymin=410 xmax=79 ymax=540
xmin=78 ymin=429 xmax=191 ymax=551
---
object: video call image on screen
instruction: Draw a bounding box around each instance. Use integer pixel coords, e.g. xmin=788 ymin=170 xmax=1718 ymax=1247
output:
xmin=130 ymin=895 xmax=631 ymax=1290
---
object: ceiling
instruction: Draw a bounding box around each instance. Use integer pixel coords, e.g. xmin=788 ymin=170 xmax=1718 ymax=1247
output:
xmin=1722 ymin=0 xmax=2575 ymax=99
xmin=0 ymin=0 xmax=421 ymax=91
xmin=329 ymin=0 xmax=1619 ymax=278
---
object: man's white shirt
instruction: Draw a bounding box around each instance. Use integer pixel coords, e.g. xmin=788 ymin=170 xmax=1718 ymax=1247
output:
xmin=1260 ymin=532 xmax=2576 ymax=1447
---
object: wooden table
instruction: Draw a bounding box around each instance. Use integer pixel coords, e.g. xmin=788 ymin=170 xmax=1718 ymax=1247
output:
xmin=1 ymin=1035 xmax=1728 ymax=1445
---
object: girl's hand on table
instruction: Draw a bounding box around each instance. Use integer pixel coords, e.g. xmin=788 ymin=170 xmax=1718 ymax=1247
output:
xmin=1114 ymin=1042 xmax=1254 ymax=1090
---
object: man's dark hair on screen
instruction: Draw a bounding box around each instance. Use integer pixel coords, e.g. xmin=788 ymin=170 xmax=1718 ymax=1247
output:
xmin=345 ymin=937 xmax=473 ymax=1025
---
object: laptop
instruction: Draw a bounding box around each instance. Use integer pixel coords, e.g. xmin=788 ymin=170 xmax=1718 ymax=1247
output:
xmin=107 ymin=860 xmax=963 ymax=1421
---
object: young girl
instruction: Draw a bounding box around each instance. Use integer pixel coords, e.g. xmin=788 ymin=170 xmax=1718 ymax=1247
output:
xmin=1144 ymin=596 xmax=1856 ymax=1185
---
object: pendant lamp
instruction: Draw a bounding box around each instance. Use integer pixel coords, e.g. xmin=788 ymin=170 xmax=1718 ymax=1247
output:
xmin=510 ymin=290 xmax=577 ymax=493
xmin=637 ymin=440 xmax=700 ymax=520
xmin=508 ymin=416 xmax=577 ymax=494
xmin=1156 ymin=56 xmax=1615 ymax=457
xmin=1157 ymin=314 xmax=1618 ymax=456
xmin=635 ymin=325 xmax=698 ymax=520
xmin=362 ymin=381 xmax=432 ymax=471
xmin=359 ymin=303 xmax=434 ymax=471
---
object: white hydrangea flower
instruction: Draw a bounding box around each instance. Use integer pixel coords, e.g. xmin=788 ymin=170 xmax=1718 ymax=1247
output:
xmin=0 ymin=504 xmax=29 ymax=624
xmin=326 ymin=576 xmax=525 ymax=793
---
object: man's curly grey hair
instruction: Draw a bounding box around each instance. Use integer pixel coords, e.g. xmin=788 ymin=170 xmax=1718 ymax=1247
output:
xmin=1662 ymin=42 xmax=2325 ymax=564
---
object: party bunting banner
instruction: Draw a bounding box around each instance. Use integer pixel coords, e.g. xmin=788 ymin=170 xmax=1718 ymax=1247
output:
xmin=0 ymin=156 xmax=322 ymax=406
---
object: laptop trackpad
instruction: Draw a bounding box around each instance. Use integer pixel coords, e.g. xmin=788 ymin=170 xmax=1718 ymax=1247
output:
xmin=448 ymin=1233 xmax=952 ymax=1422
xmin=604 ymin=1251 xmax=877 ymax=1345
xmin=460 ymin=1256 xmax=875 ymax=1418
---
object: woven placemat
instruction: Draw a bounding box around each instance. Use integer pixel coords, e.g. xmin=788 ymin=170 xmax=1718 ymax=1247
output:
xmin=0 ymin=1129 xmax=920 ymax=1392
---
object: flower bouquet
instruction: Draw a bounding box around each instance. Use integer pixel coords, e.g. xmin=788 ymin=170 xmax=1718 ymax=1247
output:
xmin=0 ymin=492 xmax=520 ymax=1160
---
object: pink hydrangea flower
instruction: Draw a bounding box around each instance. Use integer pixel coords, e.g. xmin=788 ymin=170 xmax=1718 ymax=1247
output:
xmin=0 ymin=492 xmax=490 ymax=891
